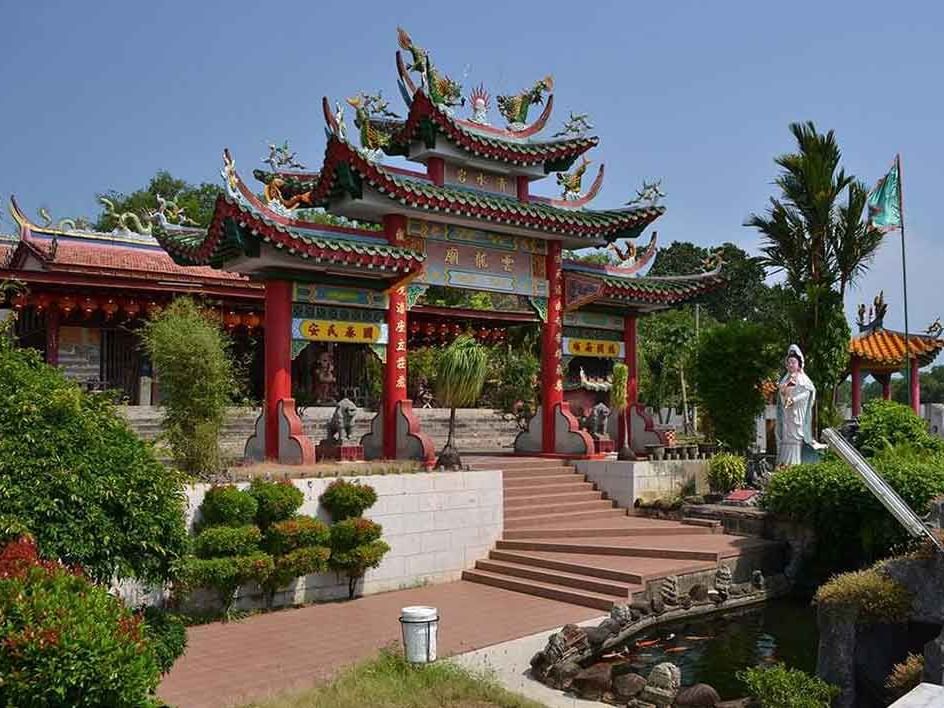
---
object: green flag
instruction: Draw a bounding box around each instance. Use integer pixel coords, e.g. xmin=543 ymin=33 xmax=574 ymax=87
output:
xmin=867 ymin=159 xmax=902 ymax=232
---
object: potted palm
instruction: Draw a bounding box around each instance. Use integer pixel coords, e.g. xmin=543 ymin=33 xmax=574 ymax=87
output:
xmin=610 ymin=363 xmax=636 ymax=461
xmin=434 ymin=334 xmax=488 ymax=470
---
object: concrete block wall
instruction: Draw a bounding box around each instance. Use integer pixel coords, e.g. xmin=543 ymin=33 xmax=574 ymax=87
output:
xmin=573 ymin=459 xmax=708 ymax=508
xmin=177 ymin=470 xmax=503 ymax=609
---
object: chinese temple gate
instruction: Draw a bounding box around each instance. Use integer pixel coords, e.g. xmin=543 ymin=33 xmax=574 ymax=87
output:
xmin=151 ymin=27 xmax=723 ymax=465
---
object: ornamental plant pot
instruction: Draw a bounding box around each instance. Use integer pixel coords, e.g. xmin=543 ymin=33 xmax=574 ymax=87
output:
xmin=645 ymin=444 xmax=665 ymax=461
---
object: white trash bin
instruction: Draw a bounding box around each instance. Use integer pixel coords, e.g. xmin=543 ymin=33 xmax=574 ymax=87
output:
xmin=400 ymin=606 xmax=438 ymax=663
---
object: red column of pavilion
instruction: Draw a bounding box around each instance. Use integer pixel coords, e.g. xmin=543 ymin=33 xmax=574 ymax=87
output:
xmin=383 ymin=214 xmax=409 ymax=459
xmin=911 ymin=358 xmax=921 ymax=415
xmin=45 ymin=306 xmax=60 ymax=367
xmin=264 ymin=280 xmax=293 ymax=460
xmin=850 ymin=356 xmax=862 ymax=417
xmin=540 ymin=241 xmax=563 ymax=454
xmin=620 ymin=313 xmax=638 ymax=450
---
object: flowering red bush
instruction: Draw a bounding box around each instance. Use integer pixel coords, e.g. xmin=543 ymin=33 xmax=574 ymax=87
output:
xmin=0 ymin=537 xmax=162 ymax=706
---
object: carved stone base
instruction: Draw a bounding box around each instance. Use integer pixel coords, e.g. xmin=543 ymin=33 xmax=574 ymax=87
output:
xmin=514 ymin=403 xmax=594 ymax=456
xmin=244 ymin=398 xmax=315 ymax=465
xmin=594 ymin=438 xmax=615 ymax=454
xmin=316 ymin=442 xmax=364 ymax=462
xmin=359 ymin=400 xmax=435 ymax=467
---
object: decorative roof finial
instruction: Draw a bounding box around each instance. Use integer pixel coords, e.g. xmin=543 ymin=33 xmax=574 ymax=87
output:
xmin=468 ymin=84 xmax=490 ymax=125
xmin=856 ymin=291 xmax=887 ymax=332
xmin=927 ymin=318 xmax=942 ymax=338
xmin=37 ymin=207 xmax=81 ymax=232
xmin=626 ymin=179 xmax=666 ymax=207
xmin=263 ymin=141 xmax=306 ymax=171
xmin=556 ymin=157 xmax=591 ymax=200
xmin=347 ymin=93 xmax=397 ymax=162
xmin=553 ymin=112 xmax=593 ymax=138
xmin=99 ymin=197 xmax=151 ymax=236
xmin=396 ymin=27 xmax=463 ymax=109
xmin=497 ymin=75 xmax=553 ymax=131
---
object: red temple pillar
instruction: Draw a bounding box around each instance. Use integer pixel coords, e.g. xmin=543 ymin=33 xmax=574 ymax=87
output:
xmin=427 ymin=157 xmax=445 ymax=187
xmin=850 ymin=356 xmax=862 ymax=417
xmin=264 ymin=280 xmax=293 ymax=460
xmin=516 ymin=176 xmax=530 ymax=203
xmin=619 ymin=313 xmax=638 ymax=450
xmin=911 ymin=358 xmax=921 ymax=415
xmin=384 ymin=214 xmax=409 ymax=459
xmin=882 ymin=376 xmax=892 ymax=400
xmin=45 ymin=306 xmax=60 ymax=367
xmin=541 ymin=241 xmax=563 ymax=454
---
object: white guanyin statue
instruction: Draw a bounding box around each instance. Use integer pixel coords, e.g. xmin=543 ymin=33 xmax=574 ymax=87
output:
xmin=775 ymin=344 xmax=825 ymax=467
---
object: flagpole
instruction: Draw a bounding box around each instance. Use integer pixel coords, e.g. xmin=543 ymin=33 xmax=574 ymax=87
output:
xmin=897 ymin=153 xmax=911 ymax=407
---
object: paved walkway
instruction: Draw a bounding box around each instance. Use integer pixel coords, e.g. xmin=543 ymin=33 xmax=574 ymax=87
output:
xmin=158 ymin=580 xmax=601 ymax=708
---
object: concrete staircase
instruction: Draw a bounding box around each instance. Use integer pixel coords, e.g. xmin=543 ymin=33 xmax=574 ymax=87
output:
xmin=462 ymin=457 xmax=782 ymax=611
xmin=120 ymin=406 xmax=521 ymax=461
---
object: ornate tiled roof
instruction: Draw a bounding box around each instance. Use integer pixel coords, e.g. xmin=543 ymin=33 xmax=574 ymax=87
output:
xmin=377 ymin=90 xmax=597 ymax=170
xmin=850 ymin=328 xmax=944 ymax=368
xmin=157 ymin=194 xmax=425 ymax=276
xmin=596 ymin=268 xmax=726 ymax=305
xmin=254 ymin=138 xmax=662 ymax=243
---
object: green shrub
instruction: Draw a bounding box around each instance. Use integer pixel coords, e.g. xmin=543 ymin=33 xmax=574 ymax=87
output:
xmin=0 ymin=514 xmax=30 ymax=545
xmin=738 ymin=663 xmax=838 ymax=707
xmin=140 ymin=606 xmax=187 ymax=675
xmin=263 ymin=546 xmax=331 ymax=604
xmin=193 ymin=525 xmax=262 ymax=559
xmin=0 ymin=537 xmax=161 ymax=706
xmin=0 ymin=335 xmax=188 ymax=584
xmin=320 ymin=479 xmax=378 ymax=521
xmin=263 ymin=516 xmax=330 ymax=555
xmin=814 ymin=567 xmax=912 ymax=623
xmin=707 ymin=453 xmax=747 ymax=494
xmin=885 ymin=652 xmax=924 ymax=702
xmin=141 ymin=298 xmax=238 ymax=478
xmin=762 ymin=446 xmax=944 ymax=569
xmin=694 ymin=321 xmax=780 ymax=451
xmin=249 ymin=479 xmax=304 ymax=529
xmin=178 ymin=552 xmax=274 ymax=618
xmin=857 ymin=399 xmax=944 ymax=457
xmin=329 ymin=518 xmax=390 ymax=599
xmin=199 ymin=485 xmax=258 ymax=528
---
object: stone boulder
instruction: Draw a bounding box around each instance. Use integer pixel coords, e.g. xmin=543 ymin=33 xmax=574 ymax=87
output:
xmin=612 ymin=671 xmax=647 ymax=701
xmin=571 ymin=663 xmax=612 ymax=701
xmin=675 ymin=682 xmax=722 ymax=706
xmin=639 ymin=662 xmax=681 ymax=706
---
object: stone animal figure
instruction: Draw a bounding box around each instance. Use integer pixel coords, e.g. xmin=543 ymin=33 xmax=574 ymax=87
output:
xmin=590 ymin=402 xmax=611 ymax=437
xmin=497 ymin=75 xmax=553 ymax=127
xmin=556 ymin=157 xmax=591 ymax=200
xmin=98 ymin=197 xmax=151 ymax=235
xmin=326 ymin=398 xmax=358 ymax=443
xmin=397 ymin=27 xmax=463 ymax=108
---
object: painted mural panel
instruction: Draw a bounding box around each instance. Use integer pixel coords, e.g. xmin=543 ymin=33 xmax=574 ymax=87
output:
xmin=292 ymin=283 xmax=388 ymax=309
xmin=405 ymin=218 xmax=548 ymax=297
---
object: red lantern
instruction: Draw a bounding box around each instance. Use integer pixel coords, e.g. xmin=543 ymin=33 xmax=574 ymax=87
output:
xmin=410 ymin=321 xmax=420 ymax=334
xmin=224 ymin=311 xmax=241 ymax=329
xmin=58 ymin=295 xmax=76 ymax=315
xmin=11 ymin=293 xmax=27 ymax=310
xmin=424 ymin=322 xmax=435 ymax=336
xmin=123 ymin=299 xmax=141 ymax=318
xmin=244 ymin=312 xmax=261 ymax=329
xmin=101 ymin=298 xmax=120 ymax=319
xmin=80 ymin=296 xmax=97 ymax=317
xmin=31 ymin=294 xmax=51 ymax=312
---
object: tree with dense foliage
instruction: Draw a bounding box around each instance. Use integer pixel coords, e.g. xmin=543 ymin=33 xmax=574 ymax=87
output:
xmin=141 ymin=298 xmax=237 ymax=478
xmin=0 ymin=322 xmax=188 ymax=584
xmin=434 ymin=334 xmax=489 ymax=469
xmin=0 ymin=536 xmax=165 ymax=706
xmin=649 ymin=241 xmax=768 ymax=323
xmin=637 ymin=308 xmax=706 ymax=426
xmin=747 ymin=122 xmax=883 ymax=427
xmin=610 ymin=363 xmax=631 ymax=460
xmin=94 ymin=170 xmax=221 ymax=232
xmin=694 ymin=321 xmax=781 ymax=450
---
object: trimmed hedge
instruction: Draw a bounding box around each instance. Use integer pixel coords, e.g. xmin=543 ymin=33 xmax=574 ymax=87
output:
xmin=248 ymin=479 xmax=304 ymax=530
xmin=199 ymin=485 xmax=258 ymax=528
xmin=178 ymin=552 xmax=274 ymax=617
xmin=329 ymin=518 xmax=390 ymax=599
xmin=193 ymin=525 xmax=262 ymax=559
xmin=856 ymin=399 xmax=944 ymax=457
xmin=140 ymin=606 xmax=188 ymax=675
xmin=320 ymin=479 xmax=378 ymax=521
xmin=263 ymin=516 xmax=330 ymax=556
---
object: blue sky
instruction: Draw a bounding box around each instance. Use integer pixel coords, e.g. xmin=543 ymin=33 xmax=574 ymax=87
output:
xmin=1 ymin=0 xmax=941 ymax=332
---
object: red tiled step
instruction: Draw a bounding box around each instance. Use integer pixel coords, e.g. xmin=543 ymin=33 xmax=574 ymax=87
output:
xmin=504 ymin=499 xmax=615 ymax=518
xmin=502 ymin=467 xmax=582 ymax=479
xmin=504 ymin=490 xmax=604 ymax=507
xmin=495 ymin=539 xmax=722 ymax=561
xmin=503 ymin=516 xmax=714 ymax=536
xmin=681 ymin=517 xmax=722 ymax=529
xmin=504 ymin=474 xmax=590 ymax=488
xmin=505 ymin=509 xmax=628 ymax=531
xmin=468 ymin=458 xmax=573 ymax=472
xmin=473 ymin=559 xmax=641 ymax=597
xmin=487 ymin=549 xmax=716 ymax=586
xmin=460 ymin=568 xmax=627 ymax=611
xmin=504 ymin=481 xmax=596 ymax=496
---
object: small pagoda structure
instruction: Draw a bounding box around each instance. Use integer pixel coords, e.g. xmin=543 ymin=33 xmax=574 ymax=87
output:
xmin=849 ymin=292 xmax=944 ymax=416
xmin=155 ymin=28 xmax=724 ymax=464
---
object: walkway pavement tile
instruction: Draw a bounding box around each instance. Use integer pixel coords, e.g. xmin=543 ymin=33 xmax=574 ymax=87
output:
xmin=159 ymin=580 xmax=601 ymax=708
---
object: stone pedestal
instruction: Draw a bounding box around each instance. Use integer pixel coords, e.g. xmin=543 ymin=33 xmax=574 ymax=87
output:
xmin=316 ymin=442 xmax=364 ymax=462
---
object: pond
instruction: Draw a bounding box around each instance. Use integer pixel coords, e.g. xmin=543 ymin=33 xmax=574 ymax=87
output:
xmin=606 ymin=598 xmax=818 ymax=700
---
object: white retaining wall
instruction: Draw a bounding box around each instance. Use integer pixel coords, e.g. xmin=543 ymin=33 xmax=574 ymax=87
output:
xmin=573 ymin=459 xmax=709 ymax=507
xmin=120 ymin=469 xmax=503 ymax=609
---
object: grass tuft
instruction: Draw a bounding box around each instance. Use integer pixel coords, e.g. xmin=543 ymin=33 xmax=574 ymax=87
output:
xmin=242 ymin=647 xmax=544 ymax=708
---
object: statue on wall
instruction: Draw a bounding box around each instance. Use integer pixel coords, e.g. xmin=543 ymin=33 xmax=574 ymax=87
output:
xmin=313 ymin=349 xmax=337 ymax=403
xmin=325 ymin=398 xmax=358 ymax=443
xmin=775 ymin=344 xmax=822 ymax=467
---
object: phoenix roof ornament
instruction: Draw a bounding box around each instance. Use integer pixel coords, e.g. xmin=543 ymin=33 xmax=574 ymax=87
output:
xmin=396 ymin=27 xmax=463 ymax=109
xmin=556 ymin=157 xmax=592 ymax=200
xmin=626 ymin=179 xmax=666 ymax=207
xmin=497 ymin=75 xmax=553 ymax=131
xmin=553 ymin=112 xmax=593 ymax=138
xmin=263 ymin=141 xmax=306 ymax=171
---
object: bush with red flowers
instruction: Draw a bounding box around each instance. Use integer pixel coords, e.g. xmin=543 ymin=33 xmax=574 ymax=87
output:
xmin=0 ymin=536 xmax=162 ymax=707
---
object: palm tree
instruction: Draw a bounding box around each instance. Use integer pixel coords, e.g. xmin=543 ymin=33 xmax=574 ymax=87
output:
xmin=434 ymin=334 xmax=488 ymax=470
xmin=747 ymin=121 xmax=883 ymax=300
xmin=610 ymin=363 xmax=634 ymax=460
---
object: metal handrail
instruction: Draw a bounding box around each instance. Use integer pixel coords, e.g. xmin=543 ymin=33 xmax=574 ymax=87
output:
xmin=822 ymin=427 xmax=943 ymax=554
